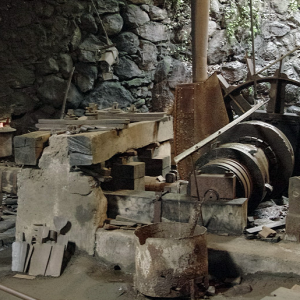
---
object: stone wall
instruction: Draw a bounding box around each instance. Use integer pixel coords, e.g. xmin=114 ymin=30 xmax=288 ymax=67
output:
xmin=1 ymin=0 xmax=300 ymax=134
xmin=0 ymin=0 xmax=191 ymax=134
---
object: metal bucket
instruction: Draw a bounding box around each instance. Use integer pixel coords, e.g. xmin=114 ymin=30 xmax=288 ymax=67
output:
xmin=134 ymin=222 xmax=208 ymax=298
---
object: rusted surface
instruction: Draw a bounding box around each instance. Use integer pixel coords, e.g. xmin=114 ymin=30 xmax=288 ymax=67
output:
xmin=196 ymin=143 xmax=269 ymax=211
xmin=134 ymin=223 xmax=208 ymax=298
xmin=216 ymin=121 xmax=294 ymax=198
xmin=174 ymin=73 xmax=229 ymax=180
xmin=190 ymin=173 xmax=236 ymax=200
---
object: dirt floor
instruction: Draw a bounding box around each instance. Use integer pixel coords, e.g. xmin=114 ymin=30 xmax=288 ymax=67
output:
xmin=0 ymin=245 xmax=300 ymax=300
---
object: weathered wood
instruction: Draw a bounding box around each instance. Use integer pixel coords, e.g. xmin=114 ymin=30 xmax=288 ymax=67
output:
xmin=14 ymin=131 xmax=51 ymax=165
xmin=97 ymin=111 xmax=167 ymax=122
xmin=246 ymin=219 xmax=285 ymax=234
xmin=68 ymin=118 xmax=173 ymax=166
xmin=35 ymin=123 xmax=126 ymax=131
xmin=38 ymin=119 xmax=130 ymax=125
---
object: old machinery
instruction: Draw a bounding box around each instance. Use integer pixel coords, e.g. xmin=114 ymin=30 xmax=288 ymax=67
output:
xmin=192 ymin=121 xmax=294 ymax=211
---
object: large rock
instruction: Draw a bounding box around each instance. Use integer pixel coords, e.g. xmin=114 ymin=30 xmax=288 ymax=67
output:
xmin=221 ymin=61 xmax=247 ymax=83
xmin=134 ymin=22 xmax=168 ymax=42
xmin=82 ymin=81 xmax=134 ymax=109
xmin=16 ymin=135 xmax=107 ymax=255
xmin=3 ymin=64 xmax=35 ymax=89
xmin=138 ymin=40 xmax=158 ymax=71
xmin=114 ymin=56 xmax=144 ymax=80
xmin=152 ymin=80 xmax=174 ymax=113
xmin=67 ymin=83 xmax=83 ymax=109
xmin=113 ymin=32 xmax=140 ymax=55
xmin=122 ymin=4 xmax=150 ymax=28
xmin=78 ymin=35 xmax=106 ymax=63
xmin=9 ymin=91 xmax=38 ymax=116
xmin=259 ymin=41 xmax=279 ymax=61
xmin=128 ymin=0 xmax=154 ymax=5
xmin=74 ymin=63 xmax=98 ymax=93
xmin=168 ymin=59 xmax=191 ymax=89
xmin=148 ymin=6 xmax=168 ymax=21
xmin=272 ymin=0 xmax=289 ymax=14
xmin=261 ymin=21 xmax=290 ymax=39
xmin=58 ymin=54 xmax=74 ymax=79
xmin=36 ymin=57 xmax=59 ymax=76
xmin=80 ymin=14 xmax=98 ymax=34
xmin=37 ymin=75 xmax=66 ymax=108
xmin=154 ymin=56 xmax=172 ymax=83
xmin=207 ymin=30 xmax=232 ymax=65
xmin=96 ymin=0 xmax=119 ymax=14
xmin=37 ymin=75 xmax=82 ymax=109
xmin=102 ymin=14 xmax=124 ymax=36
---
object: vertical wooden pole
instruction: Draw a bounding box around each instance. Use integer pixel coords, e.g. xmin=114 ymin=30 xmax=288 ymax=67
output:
xmin=191 ymin=0 xmax=210 ymax=83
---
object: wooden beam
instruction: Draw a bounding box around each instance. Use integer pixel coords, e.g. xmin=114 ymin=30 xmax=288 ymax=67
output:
xmin=68 ymin=118 xmax=173 ymax=166
xmin=14 ymin=131 xmax=51 ymax=165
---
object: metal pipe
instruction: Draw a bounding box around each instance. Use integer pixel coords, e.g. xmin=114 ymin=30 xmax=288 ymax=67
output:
xmin=191 ymin=0 xmax=210 ymax=83
xmin=0 ymin=284 xmax=40 ymax=300
xmin=256 ymin=45 xmax=300 ymax=75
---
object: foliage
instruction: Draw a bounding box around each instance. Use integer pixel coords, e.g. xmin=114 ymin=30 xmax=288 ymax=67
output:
xmin=289 ymin=0 xmax=299 ymax=12
xmin=224 ymin=0 xmax=260 ymax=45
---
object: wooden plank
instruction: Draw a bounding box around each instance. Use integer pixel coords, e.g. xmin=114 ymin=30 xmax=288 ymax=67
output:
xmin=246 ymin=219 xmax=285 ymax=234
xmin=35 ymin=124 xmax=126 ymax=131
xmin=14 ymin=131 xmax=51 ymax=166
xmin=11 ymin=241 xmax=29 ymax=272
xmin=45 ymin=244 xmax=64 ymax=277
xmin=38 ymin=119 xmax=130 ymax=125
xmin=68 ymin=118 xmax=173 ymax=166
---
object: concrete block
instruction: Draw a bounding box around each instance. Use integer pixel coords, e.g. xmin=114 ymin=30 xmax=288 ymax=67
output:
xmin=95 ymin=228 xmax=136 ymax=273
xmin=202 ymin=198 xmax=248 ymax=235
xmin=106 ymin=190 xmax=247 ymax=235
xmin=112 ymin=162 xmax=145 ymax=179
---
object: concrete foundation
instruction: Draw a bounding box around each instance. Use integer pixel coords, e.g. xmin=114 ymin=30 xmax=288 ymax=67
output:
xmin=95 ymin=229 xmax=136 ymax=273
xmin=16 ymin=135 xmax=108 ymax=255
xmin=105 ymin=191 xmax=247 ymax=234
xmin=95 ymin=230 xmax=300 ymax=277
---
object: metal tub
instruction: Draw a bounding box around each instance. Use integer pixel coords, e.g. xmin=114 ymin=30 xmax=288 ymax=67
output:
xmin=134 ymin=222 xmax=208 ymax=298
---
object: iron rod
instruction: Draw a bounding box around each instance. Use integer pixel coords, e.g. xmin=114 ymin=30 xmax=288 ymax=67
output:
xmin=0 ymin=284 xmax=40 ymax=300
xmin=256 ymin=45 xmax=300 ymax=75
xmin=60 ymin=66 xmax=75 ymax=119
xmin=174 ymin=100 xmax=269 ymax=164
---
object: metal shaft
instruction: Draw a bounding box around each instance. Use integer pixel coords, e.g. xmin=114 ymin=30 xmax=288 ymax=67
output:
xmin=191 ymin=0 xmax=210 ymax=83
xmin=0 ymin=284 xmax=40 ymax=300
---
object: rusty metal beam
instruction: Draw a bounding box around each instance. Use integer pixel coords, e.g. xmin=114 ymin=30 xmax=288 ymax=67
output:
xmin=174 ymin=100 xmax=268 ymax=164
